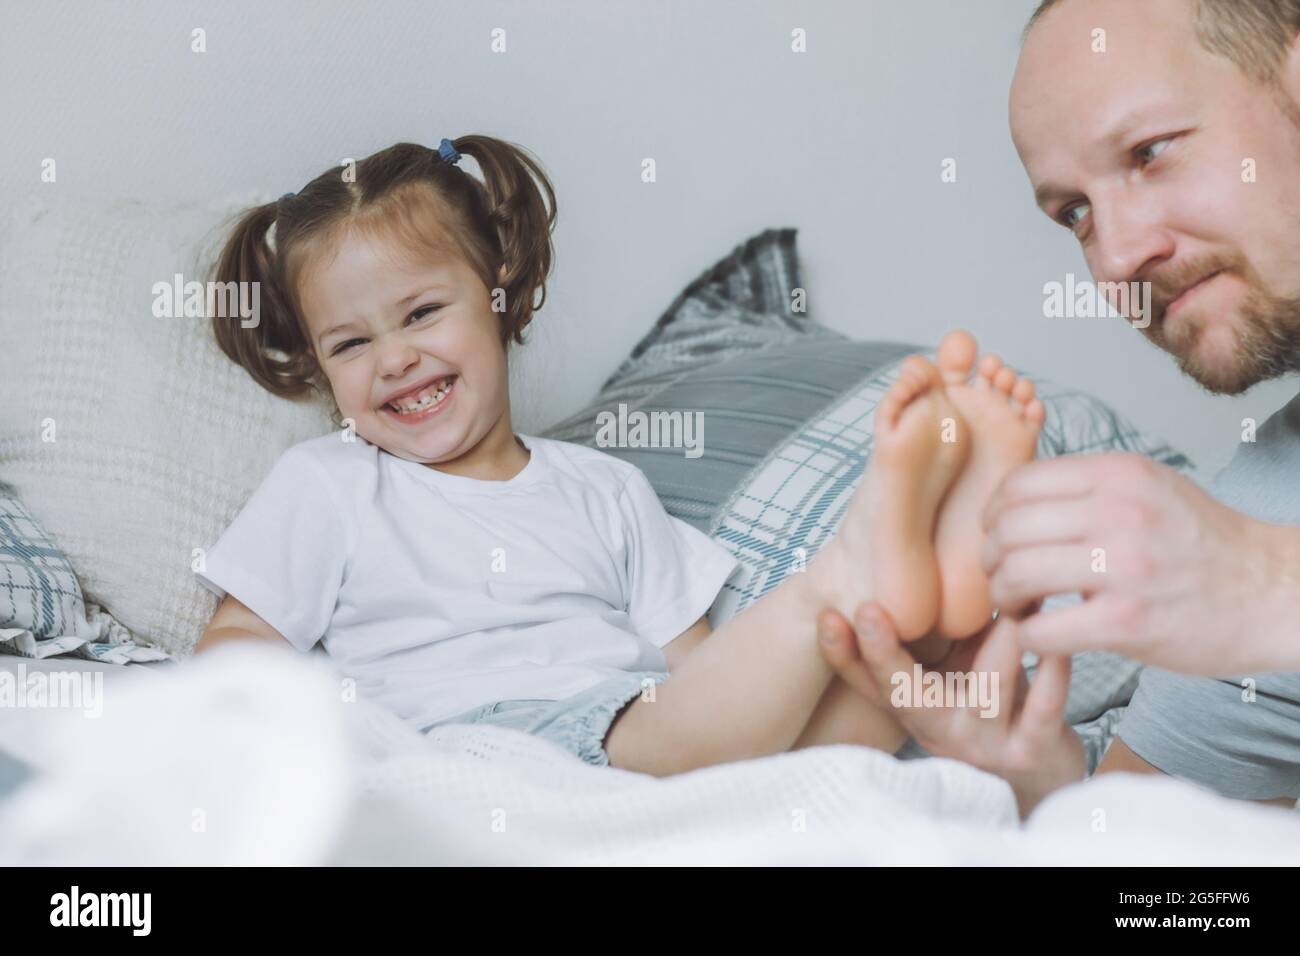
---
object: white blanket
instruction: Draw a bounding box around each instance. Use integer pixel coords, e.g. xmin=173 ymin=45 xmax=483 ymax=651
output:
xmin=2 ymin=643 xmax=1297 ymax=865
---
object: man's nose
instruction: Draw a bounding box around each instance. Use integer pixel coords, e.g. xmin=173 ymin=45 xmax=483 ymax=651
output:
xmin=1088 ymin=194 xmax=1174 ymax=284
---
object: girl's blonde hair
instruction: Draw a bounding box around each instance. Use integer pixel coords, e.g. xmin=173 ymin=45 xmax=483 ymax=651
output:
xmin=210 ymin=136 xmax=557 ymax=419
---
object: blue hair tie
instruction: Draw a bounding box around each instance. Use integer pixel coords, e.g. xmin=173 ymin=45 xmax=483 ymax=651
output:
xmin=438 ymin=138 xmax=461 ymax=166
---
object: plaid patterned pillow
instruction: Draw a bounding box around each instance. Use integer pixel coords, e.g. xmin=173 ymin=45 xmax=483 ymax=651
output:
xmin=708 ymin=354 xmax=1195 ymax=772
xmin=0 ymin=486 xmax=85 ymax=639
xmin=709 ymin=354 xmax=1195 ymax=621
xmin=0 ymin=485 xmax=167 ymax=663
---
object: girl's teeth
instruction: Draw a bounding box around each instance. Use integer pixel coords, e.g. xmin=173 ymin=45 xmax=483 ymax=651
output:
xmin=389 ymin=379 xmax=452 ymax=414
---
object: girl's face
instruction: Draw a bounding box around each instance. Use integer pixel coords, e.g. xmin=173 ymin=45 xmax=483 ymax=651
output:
xmin=298 ymin=227 xmax=515 ymax=469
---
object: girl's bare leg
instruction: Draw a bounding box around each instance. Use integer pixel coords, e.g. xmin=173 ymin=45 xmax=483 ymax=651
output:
xmin=791 ymin=670 xmax=909 ymax=751
xmin=605 ymin=545 xmax=886 ymax=774
xmin=605 ymin=352 xmax=971 ymax=775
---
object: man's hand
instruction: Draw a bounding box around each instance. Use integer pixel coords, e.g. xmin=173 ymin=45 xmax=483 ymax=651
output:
xmin=981 ymin=452 xmax=1300 ymax=676
xmin=816 ymin=602 xmax=1085 ymax=817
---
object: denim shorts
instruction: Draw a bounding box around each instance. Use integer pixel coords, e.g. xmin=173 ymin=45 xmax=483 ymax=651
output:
xmin=437 ymin=670 xmax=669 ymax=766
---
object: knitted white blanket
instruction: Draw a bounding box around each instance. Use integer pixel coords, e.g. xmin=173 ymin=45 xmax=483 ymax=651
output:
xmin=2 ymin=644 xmax=1297 ymax=865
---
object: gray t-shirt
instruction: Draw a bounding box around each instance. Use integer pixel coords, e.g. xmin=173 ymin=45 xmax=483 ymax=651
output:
xmin=1120 ymin=389 xmax=1300 ymax=799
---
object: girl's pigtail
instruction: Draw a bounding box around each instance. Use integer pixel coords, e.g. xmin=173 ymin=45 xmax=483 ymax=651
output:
xmin=451 ymin=135 xmax=557 ymax=345
xmin=209 ymin=201 xmax=322 ymax=397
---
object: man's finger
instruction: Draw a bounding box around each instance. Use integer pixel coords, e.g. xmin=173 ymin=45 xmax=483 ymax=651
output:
xmin=980 ymin=497 xmax=1091 ymax=573
xmin=973 ymin=614 xmax=1024 ymax=727
xmin=815 ymin=607 xmax=882 ymax=702
xmin=982 ymin=457 xmax=1100 ymax=531
xmin=988 ymin=544 xmax=1096 ymax=613
xmin=1016 ymin=652 xmax=1071 ymax=753
xmin=1015 ymin=595 xmax=1124 ymax=658
xmin=848 ymin=603 xmax=931 ymax=715
xmin=973 ymin=612 xmax=1019 ymax=668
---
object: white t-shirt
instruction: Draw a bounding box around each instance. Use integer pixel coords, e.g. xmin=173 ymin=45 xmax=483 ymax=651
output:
xmin=195 ymin=432 xmax=739 ymax=731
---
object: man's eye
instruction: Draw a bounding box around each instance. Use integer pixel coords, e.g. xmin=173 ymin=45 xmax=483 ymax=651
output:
xmin=1135 ymin=137 xmax=1174 ymax=165
xmin=1059 ymin=202 xmax=1090 ymax=230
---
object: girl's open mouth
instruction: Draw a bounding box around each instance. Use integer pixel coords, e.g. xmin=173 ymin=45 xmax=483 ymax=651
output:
xmin=381 ymin=375 xmax=457 ymax=424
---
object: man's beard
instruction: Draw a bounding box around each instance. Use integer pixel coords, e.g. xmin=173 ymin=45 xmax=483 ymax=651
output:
xmin=1138 ymin=81 xmax=1300 ymax=395
xmin=1141 ymin=253 xmax=1300 ymax=395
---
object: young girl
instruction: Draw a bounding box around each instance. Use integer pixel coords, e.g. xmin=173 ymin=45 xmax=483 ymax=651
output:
xmin=196 ymin=135 xmax=1044 ymax=775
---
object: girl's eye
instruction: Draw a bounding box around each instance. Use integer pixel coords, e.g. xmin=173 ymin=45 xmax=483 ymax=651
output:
xmin=1059 ymin=202 xmax=1090 ymax=231
xmin=1135 ymin=136 xmax=1174 ymax=165
xmin=329 ymin=306 xmax=443 ymax=356
xmin=406 ymin=305 xmax=443 ymax=325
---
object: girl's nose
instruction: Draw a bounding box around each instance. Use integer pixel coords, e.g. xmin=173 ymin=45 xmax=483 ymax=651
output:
xmin=376 ymin=336 xmax=421 ymax=377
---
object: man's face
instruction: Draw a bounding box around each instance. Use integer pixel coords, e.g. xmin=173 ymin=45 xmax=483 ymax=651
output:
xmin=1010 ymin=0 xmax=1300 ymax=394
xmin=298 ymin=227 xmax=513 ymax=466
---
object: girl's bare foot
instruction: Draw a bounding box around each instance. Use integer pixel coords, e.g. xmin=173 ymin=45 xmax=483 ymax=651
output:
xmin=931 ymin=330 xmax=1046 ymax=639
xmin=837 ymin=355 xmax=970 ymax=640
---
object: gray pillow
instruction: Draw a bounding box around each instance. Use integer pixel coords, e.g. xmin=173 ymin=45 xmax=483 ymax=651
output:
xmin=541 ymin=227 xmax=1192 ymax=534
xmin=543 ymin=227 xmax=1196 ymax=773
xmin=543 ymin=228 xmax=918 ymax=528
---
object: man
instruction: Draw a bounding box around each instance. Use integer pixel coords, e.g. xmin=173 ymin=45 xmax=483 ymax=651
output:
xmin=817 ymin=0 xmax=1300 ymax=814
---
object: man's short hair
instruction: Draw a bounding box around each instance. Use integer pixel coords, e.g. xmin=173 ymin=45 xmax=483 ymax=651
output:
xmin=1025 ymin=0 xmax=1300 ymax=82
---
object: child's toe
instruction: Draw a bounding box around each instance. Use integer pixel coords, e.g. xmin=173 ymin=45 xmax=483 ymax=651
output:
xmin=1024 ymin=398 xmax=1047 ymax=426
xmin=937 ymin=331 xmax=978 ymax=385
xmin=993 ymin=366 xmax=1017 ymax=395
xmin=977 ymin=353 xmax=1003 ymax=387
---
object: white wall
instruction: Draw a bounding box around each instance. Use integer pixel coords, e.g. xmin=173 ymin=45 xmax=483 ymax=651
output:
xmin=3 ymin=0 xmax=1295 ymax=472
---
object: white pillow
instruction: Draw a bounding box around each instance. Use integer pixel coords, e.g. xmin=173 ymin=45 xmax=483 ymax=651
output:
xmin=0 ymin=196 xmax=337 ymax=656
